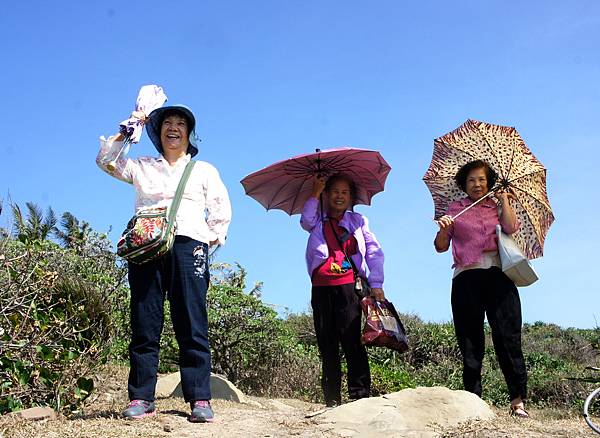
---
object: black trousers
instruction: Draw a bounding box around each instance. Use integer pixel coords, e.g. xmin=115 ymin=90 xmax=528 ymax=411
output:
xmin=127 ymin=236 xmax=211 ymax=403
xmin=311 ymin=283 xmax=370 ymax=404
xmin=451 ymin=267 xmax=527 ymax=401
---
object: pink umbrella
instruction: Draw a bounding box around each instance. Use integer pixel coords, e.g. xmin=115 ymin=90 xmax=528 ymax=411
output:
xmin=241 ymin=147 xmax=391 ymax=215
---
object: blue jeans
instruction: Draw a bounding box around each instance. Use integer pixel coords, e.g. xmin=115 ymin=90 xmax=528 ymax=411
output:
xmin=127 ymin=236 xmax=211 ymax=402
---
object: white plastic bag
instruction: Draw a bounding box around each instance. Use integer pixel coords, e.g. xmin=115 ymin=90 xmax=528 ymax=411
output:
xmin=496 ymin=225 xmax=538 ymax=287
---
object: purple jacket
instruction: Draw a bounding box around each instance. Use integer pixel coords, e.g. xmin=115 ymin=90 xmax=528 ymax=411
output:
xmin=300 ymin=197 xmax=384 ymax=288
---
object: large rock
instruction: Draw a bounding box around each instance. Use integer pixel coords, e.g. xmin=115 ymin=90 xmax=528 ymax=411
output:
xmin=313 ymin=386 xmax=495 ymax=437
xmin=155 ymin=372 xmax=246 ymax=403
xmin=155 ymin=372 xmax=182 ymax=398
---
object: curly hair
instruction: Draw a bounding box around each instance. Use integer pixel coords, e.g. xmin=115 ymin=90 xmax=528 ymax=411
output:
xmin=454 ymin=160 xmax=498 ymax=193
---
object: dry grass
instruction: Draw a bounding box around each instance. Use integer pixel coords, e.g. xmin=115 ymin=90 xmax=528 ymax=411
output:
xmin=0 ymin=364 xmax=594 ymax=438
xmin=0 ymin=365 xmax=331 ymax=438
xmin=439 ymin=406 xmax=592 ymax=437
xmin=0 ymin=398 xmax=333 ymax=438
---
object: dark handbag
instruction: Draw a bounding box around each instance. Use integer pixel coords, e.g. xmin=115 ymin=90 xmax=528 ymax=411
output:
xmin=354 ymin=276 xmax=371 ymax=299
xmin=327 ymin=220 xmax=371 ymax=298
xmin=117 ymin=161 xmax=195 ymax=264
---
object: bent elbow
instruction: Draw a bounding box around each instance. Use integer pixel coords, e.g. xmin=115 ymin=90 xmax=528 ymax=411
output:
xmin=502 ymin=222 xmax=519 ymax=235
xmin=434 ymin=242 xmax=449 ymax=253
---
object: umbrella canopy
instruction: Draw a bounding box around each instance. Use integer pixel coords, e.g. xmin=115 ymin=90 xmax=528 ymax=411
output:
xmin=119 ymin=85 xmax=168 ymax=143
xmin=423 ymin=119 xmax=554 ymax=259
xmin=241 ymin=147 xmax=392 ymax=215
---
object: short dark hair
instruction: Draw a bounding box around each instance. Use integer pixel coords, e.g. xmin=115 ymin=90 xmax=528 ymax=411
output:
xmin=160 ymin=108 xmax=194 ymax=131
xmin=325 ymin=174 xmax=357 ymax=200
xmin=454 ymin=160 xmax=497 ymax=192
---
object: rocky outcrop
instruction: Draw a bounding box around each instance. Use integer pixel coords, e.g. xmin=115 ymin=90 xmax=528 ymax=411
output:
xmin=313 ymin=386 xmax=495 ymax=437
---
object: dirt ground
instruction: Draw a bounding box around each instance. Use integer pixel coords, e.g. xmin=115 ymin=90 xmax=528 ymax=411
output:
xmin=438 ymin=407 xmax=593 ymax=437
xmin=0 ymin=365 xmax=594 ymax=438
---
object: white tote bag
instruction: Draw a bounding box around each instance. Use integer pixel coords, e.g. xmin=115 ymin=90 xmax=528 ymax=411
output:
xmin=496 ymin=225 xmax=538 ymax=287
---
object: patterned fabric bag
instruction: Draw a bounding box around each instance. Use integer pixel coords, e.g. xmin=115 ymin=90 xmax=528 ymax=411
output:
xmin=117 ymin=161 xmax=195 ymax=264
xmin=360 ymin=297 xmax=408 ymax=353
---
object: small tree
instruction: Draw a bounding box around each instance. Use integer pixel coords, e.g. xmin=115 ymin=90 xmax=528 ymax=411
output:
xmin=10 ymin=202 xmax=57 ymax=244
xmin=54 ymin=212 xmax=92 ymax=251
xmin=206 ymin=263 xmax=285 ymax=386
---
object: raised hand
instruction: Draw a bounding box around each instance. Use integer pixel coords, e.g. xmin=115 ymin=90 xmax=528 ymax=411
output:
xmin=436 ymin=214 xmax=454 ymax=232
xmin=311 ymin=175 xmax=327 ymax=198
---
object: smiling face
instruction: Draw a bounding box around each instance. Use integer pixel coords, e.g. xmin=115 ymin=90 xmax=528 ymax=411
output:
xmin=465 ymin=167 xmax=489 ymax=201
xmin=160 ymin=114 xmax=189 ymax=157
xmin=326 ymin=179 xmax=353 ymax=217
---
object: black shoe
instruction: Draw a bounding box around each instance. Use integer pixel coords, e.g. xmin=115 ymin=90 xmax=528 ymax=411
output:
xmin=349 ymin=395 xmax=369 ymax=402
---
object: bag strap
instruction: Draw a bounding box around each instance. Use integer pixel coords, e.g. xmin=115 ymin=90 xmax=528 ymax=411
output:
xmin=167 ymin=160 xmax=196 ymax=225
xmin=327 ymin=219 xmax=360 ymax=278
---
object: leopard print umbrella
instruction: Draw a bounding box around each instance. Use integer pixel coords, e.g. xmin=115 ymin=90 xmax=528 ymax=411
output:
xmin=423 ymin=119 xmax=554 ymax=259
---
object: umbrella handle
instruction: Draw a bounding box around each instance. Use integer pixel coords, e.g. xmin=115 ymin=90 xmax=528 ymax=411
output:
xmin=315 ymin=148 xmax=327 ymax=222
xmin=450 ymin=185 xmax=502 ymax=220
xmin=106 ymin=137 xmax=132 ymax=172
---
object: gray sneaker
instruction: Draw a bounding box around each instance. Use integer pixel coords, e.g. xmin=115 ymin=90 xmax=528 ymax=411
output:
xmin=122 ymin=400 xmax=156 ymax=419
xmin=189 ymin=400 xmax=214 ymax=423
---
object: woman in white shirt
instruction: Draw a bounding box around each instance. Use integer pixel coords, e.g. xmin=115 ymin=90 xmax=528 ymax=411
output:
xmin=96 ymin=105 xmax=231 ymax=423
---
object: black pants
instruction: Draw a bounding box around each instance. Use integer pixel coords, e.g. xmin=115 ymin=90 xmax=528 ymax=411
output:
xmin=451 ymin=267 xmax=527 ymax=401
xmin=311 ymin=283 xmax=370 ymax=404
xmin=127 ymin=236 xmax=211 ymax=402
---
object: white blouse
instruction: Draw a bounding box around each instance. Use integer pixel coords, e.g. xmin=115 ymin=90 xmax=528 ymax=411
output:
xmin=96 ymin=135 xmax=232 ymax=246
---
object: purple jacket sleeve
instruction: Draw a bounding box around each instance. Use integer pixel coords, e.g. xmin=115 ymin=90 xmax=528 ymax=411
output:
xmin=300 ymin=197 xmax=320 ymax=232
xmin=361 ymin=215 xmax=384 ymax=288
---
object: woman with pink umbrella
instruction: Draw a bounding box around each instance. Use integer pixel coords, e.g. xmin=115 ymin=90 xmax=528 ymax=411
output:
xmin=301 ymin=174 xmax=385 ymax=407
xmin=242 ymin=147 xmax=391 ymax=406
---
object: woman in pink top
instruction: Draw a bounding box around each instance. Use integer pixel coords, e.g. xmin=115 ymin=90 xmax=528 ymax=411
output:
xmin=434 ymin=159 xmax=529 ymax=418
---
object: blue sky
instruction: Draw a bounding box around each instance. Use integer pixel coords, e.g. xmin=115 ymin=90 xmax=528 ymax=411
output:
xmin=1 ymin=1 xmax=598 ymax=328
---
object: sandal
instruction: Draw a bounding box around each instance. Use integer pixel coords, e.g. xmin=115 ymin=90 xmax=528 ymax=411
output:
xmin=510 ymin=403 xmax=530 ymax=418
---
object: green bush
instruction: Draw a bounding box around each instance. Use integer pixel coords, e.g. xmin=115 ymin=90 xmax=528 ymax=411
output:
xmin=280 ymin=310 xmax=598 ymax=409
xmin=0 ymin=232 xmax=128 ymax=414
xmin=147 ymin=263 xmax=322 ymax=399
xmin=364 ymin=316 xmax=597 ymax=409
xmin=369 ymin=361 xmax=414 ymax=395
xmin=205 ymin=263 xmax=321 ymax=398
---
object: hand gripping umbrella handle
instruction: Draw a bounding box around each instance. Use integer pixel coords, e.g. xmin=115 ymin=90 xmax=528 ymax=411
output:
xmin=106 ymin=111 xmax=147 ymax=172
xmin=106 ymin=136 xmax=132 ymax=172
